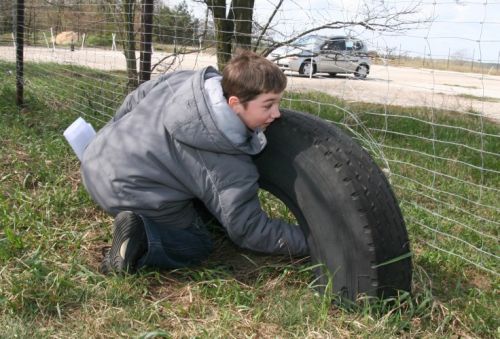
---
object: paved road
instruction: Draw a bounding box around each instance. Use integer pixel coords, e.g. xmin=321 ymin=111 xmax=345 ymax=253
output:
xmin=1 ymin=46 xmax=499 ymax=122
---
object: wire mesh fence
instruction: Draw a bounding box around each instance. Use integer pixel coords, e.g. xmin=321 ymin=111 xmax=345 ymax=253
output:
xmin=1 ymin=0 xmax=498 ymax=276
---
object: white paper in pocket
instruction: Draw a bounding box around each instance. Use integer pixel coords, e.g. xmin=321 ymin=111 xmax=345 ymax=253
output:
xmin=63 ymin=117 xmax=96 ymax=161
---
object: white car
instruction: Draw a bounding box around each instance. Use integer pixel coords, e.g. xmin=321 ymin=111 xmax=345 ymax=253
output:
xmin=268 ymin=35 xmax=371 ymax=79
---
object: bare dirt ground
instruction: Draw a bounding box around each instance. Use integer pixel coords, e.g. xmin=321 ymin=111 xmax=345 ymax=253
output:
xmin=286 ymin=66 xmax=500 ymax=123
xmin=1 ymin=46 xmax=499 ymax=122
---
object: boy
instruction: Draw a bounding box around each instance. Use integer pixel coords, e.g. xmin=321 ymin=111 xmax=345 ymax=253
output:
xmin=81 ymin=51 xmax=308 ymax=273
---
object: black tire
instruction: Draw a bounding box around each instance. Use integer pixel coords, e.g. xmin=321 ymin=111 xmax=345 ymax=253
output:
xmin=299 ymin=60 xmax=316 ymax=75
xmin=253 ymin=109 xmax=411 ymax=302
xmin=354 ymin=64 xmax=369 ymax=79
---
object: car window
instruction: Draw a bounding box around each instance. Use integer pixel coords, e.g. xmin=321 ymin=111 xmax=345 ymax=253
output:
xmin=352 ymin=40 xmax=364 ymax=51
xmin=295 ymin=36 xmax=317 ymax=47
xmin=326 ymin=39 xmax=346 ymax=51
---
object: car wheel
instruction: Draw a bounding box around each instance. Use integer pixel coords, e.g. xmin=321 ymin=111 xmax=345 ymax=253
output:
xmin=354 ymin=65 xmax=368 ymax=79
xmin=253 ymin=109 xmax=412 ymax=303
xmin=299 ymin=61 xmax=316 ymax=76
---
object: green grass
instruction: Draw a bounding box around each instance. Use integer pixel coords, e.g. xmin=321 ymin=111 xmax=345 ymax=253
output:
xmin=0 ymin=60 xmax=498 ymax=337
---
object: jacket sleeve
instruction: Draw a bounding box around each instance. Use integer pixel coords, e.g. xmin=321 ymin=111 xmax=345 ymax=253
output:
xmin=225 ymin=191 xmax=309 ymax=257
xmin=201 ymin=163 xmax=309 ymax=256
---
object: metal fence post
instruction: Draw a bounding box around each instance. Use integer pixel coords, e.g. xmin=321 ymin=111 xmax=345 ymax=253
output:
xmin=471 ymin=49 xmax=475 ymax=72
xmin=497 ymin=50 xmax=499 ymax=72
xmin=16 ymin=0 xmax=25 ymax=107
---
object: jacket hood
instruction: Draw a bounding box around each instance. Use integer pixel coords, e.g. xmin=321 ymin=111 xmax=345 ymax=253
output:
xmin=162 ymin=67 xmax=267 ymax=155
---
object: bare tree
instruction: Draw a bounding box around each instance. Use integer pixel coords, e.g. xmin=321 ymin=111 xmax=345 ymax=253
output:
xmin=0 ymin=1 xmax=13 ymax=33
xmin=122 ymin=0 xmax=139 ymax=90
xmin=202 ymin=0 xmax=255 ymax=70
xmin=199 ymin=0 xmax=430 ymax=69
xmin=102 ymin=0 xmax=140 ymax=91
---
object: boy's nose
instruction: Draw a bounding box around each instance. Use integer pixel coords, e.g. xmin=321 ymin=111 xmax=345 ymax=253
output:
xmin=271 ymin=108 xmax=281 ymax=118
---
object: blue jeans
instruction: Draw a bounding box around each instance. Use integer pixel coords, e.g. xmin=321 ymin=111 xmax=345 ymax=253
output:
xmin=136 ymin=215 xmax=214 ymax=269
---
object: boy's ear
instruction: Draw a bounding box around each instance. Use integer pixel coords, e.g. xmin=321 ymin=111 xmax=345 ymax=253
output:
xmin=227 ymin=96 xmax=241 ymax=112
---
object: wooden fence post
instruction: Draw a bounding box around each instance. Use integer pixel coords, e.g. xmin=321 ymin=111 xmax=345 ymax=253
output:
xmin=139 ymin=0 xmax=154 ymax=83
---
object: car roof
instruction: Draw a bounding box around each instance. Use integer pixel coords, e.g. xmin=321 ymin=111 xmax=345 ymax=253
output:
xmin=326 ymin=35 xmax=360 ymax=40
xmin=301 ymin=34 xmax=361 ymax=42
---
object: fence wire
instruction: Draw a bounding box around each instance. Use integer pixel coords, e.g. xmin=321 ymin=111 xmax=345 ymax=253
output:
xmin=1 ymin=0 xmax=498 ymax=276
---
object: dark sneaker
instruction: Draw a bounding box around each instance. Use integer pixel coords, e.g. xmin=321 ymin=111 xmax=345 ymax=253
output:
xmin=100 ymin=211 xmax=147 ymax=274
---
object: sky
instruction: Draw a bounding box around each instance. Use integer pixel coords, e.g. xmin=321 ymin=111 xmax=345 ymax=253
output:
xmin=166 ymin=0 xmax=500 ymax=63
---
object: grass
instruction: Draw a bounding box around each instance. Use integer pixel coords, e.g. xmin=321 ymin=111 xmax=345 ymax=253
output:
xmin=0 ymin=60 xmax=499 ymax=337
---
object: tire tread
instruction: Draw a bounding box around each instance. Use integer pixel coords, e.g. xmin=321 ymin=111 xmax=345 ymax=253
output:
xmin=254 ymin=109 xmax=412 ymax=300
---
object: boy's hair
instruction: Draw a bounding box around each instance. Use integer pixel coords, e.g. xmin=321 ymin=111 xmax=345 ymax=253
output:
xmin=222 ymin=50 xmax=287 ymax=106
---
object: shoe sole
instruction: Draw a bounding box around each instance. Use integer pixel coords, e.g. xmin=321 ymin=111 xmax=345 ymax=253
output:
xmin=107 ymin=211 xmax=147 ymax=274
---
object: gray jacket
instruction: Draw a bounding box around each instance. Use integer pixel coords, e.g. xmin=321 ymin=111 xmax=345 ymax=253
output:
xmin=81 ymin=66 xmax=308 ymax=256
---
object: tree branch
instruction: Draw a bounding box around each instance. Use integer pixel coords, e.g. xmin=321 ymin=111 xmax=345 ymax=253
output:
xmin=253 ymin=0 xmax=284 ymax=52
xmin=261 ymin=9 xmax=430 ymax=57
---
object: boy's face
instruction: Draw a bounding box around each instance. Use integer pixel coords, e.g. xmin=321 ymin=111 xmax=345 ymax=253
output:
xmin=229 ymin=92 xmax=283 ymax=130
